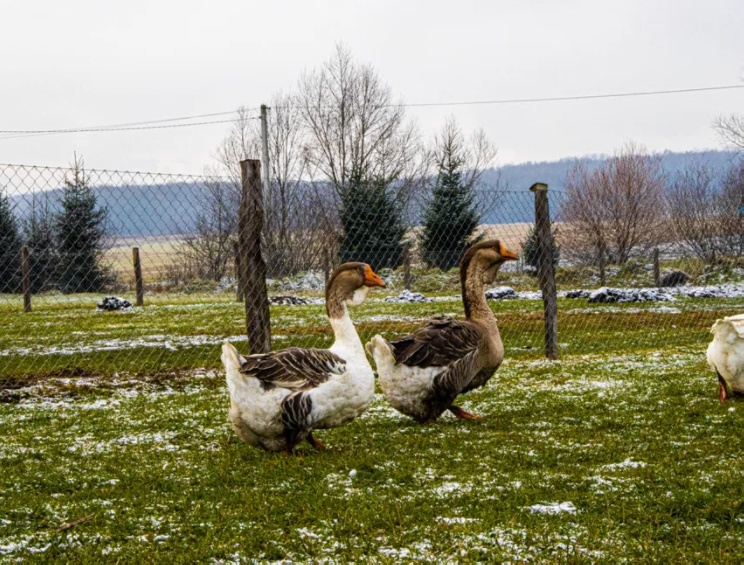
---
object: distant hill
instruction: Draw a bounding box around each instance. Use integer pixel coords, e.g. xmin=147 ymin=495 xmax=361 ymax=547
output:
xmin=9 ymin=150 xmax=740 ymax=236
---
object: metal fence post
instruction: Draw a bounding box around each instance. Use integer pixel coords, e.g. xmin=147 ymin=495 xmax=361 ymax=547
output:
xmin=21 ymin=246 xmax=31 ymax=313
xmin=239 ymin=159 xmax=271 ymax=354
xmin=132 ymin=247 xmax=144 ymax=307
xmin=530 ymin=182 xmax=558 ymax=360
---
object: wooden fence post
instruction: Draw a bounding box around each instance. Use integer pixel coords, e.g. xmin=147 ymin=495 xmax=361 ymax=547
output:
xmin=21 ymin=246 xmax=31 ymax=312
xmin=132 ymin=247 xmax=144 ymax=306
xmin=530 ymin=182 xmax=558 ymax=360
xmin=239 ymin=159 xmax=271 ymax=354
xmin=234 ymin=240 xmax=244 ymax=302
xmin=653 ymin=247 xmax=660 ymax=287
xmin=598 ymin=243 xmax=606 ymax=286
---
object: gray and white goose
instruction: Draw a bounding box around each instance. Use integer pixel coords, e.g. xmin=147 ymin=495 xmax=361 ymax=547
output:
xmin=366 ymin=240 xmax=518 ymax=423
xmin=222 ymin=262 xmax=385 ymax=452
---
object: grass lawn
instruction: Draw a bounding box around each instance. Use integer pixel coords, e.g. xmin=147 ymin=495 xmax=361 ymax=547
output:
xmin=0 ymin=293 xmax=743 ymax=561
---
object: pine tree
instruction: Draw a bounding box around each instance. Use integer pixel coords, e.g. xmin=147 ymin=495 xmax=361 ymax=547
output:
xmin=421 ymin=129 xmax=480 ymax=270
xmin=24 ymin=201 xmax=57 ymax=292
xmin=338 ymin=173 xmax=406 ymax=269
xmin=55 ymin=156 xmax=109 ymax=293
xmin=522 ymin=225 xmax=560 ymax=273
xmin=0 ymin=191 xmax=22 ymax=293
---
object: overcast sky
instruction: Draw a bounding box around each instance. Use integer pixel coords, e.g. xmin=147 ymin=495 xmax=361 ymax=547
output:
xmin=1 ymin=0 xmax=742 ymax=174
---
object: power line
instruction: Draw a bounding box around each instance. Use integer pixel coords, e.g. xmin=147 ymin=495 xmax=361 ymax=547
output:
xmin=0 ymin=117 xmax=258 ymax=141
xmin=1 ymin=84 xmax=741 ymax=140
xmin=394 ymin=84 xmax=744 ymax=108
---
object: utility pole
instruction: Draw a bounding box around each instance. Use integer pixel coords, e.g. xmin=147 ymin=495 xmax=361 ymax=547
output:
xmin=260 ymin=104 xmax=271 ymax=197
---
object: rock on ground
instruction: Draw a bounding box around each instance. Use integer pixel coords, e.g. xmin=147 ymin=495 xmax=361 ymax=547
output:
xmin=269 ymin=295 xmax=310 ymax=306
xmin=659 ymin=271 xmax=689 ymax=287
xmin=97 ymin=296 xmax=133 ymax=311
xmin=588 ymin=287 xmax=674 ymax=303
xmin=384 ymin=290 xmax=433 ymax=303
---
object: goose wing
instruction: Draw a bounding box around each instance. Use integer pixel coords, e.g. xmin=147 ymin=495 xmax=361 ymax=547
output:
xmin=239 ymin=347 xmax=347 ymax=391
xmin=389 ymin=319 xmax=481 ymax=367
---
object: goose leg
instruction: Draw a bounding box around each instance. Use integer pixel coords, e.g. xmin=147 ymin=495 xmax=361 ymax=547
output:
xmin=449 ymin=405 xmax=482 ymax=420
xmin=718 ymin=372 xmax=728 ymax=404
xmin=307 ymin=433 xmax=326 ymax=451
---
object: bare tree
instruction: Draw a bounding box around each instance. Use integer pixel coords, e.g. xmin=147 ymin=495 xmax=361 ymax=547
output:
xmin=209 ymin=99 xmax=319 ymax=277
xmin=296 ymin=45 xmax=425 ymax=268
xmin=563 ymin=142 xmax=666 ymax=267
xmin=172 ymin=177 xmax=239 ymax=283
xmin=667 ymin=161 xmax=728 ymax=263
xmin=297 ymin=45 xmax=425 ymax=199
xmin=714 ymin=114 xmax=744 ymax=150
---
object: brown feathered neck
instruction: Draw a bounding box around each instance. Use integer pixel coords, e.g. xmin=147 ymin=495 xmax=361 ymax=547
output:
xmin=325 ymin=263 xmax=365 ymax=319
xmin=460 ymin=241 xmax=498 ymax=321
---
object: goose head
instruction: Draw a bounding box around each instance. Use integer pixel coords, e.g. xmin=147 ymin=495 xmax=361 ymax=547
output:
xmin=326 ymin=262 xmax=385 ymax=318
xmin=461 ymin=239 xmax=519 ymax=286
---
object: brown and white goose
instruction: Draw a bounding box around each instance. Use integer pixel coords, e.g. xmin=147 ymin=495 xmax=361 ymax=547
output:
xmin=222 ymin=262 xmax=385 ymax=452
xmin=366 ymin=240 xmax=518 ymax=423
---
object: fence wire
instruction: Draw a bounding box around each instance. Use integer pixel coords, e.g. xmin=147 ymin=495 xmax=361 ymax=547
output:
xmin=1 ymin=162 xmax=742 ymax=390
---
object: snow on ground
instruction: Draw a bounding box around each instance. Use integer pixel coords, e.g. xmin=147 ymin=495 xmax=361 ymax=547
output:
xmin=527 ymin=502 xmax=577 ymax=515
xmin=0 ymin=334 xmax=249 ymax=358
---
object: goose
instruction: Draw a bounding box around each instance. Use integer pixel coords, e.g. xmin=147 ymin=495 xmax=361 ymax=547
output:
xmin=706 ymin=313 xmax=744 ymax=403
xmin=222 ymin=262 xmax=385 ymax=452
xmin=366 ymin=240 xmax=518 ymax=423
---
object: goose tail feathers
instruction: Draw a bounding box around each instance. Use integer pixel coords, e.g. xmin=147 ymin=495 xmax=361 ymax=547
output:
xmin=366 ymin=334 xmax=395 ymax=374
xmin=222 ymin=341 xmax=247 ymax=397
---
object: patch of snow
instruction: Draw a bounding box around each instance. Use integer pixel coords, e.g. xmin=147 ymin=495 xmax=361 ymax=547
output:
xmin=602 ymin=458 xmax=647 ymax=470
xmin=0 ymin=334 xmax=249 ymax=357
xmin=437 ymin=516 xmax=478 ymax=524
xmin=527 ymin=501 xmax=576 ymax=515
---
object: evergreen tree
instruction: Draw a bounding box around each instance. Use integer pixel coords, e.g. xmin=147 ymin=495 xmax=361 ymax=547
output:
xmin=522 ymin=225 xmax=560 ymax=273
xmin=421 ymin=125 xmax=480 ymax=270
xmin=24 ymin=201 xmax=57 ymax=292
xmin=338 ymin=173 xmax=406 ymax=269
xmin=0 ymin=191 xmax=22 ymax=293
xmin=55 ymin=156 xmax=109 ymax=293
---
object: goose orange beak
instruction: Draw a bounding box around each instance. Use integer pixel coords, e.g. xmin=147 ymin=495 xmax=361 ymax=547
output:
xmin=363 ymin=265 xmax=386 ymax=287
xmin=500 ymin=243 xmax=519 ymax=261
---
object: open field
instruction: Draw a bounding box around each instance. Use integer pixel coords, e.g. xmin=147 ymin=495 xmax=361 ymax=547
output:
xmin=1 ymin=292 xmax=743 ymax=561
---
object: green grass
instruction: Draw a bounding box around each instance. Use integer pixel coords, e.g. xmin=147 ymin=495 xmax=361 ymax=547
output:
xmin=1 ymin=292 xmax=743 ymax=561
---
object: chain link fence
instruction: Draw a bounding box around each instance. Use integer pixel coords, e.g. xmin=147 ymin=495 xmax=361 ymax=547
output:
xmin=1 ymin=161 xmax=743 ymax=391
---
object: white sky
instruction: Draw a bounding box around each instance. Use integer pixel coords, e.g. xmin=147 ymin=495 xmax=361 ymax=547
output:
xmin=1 ymin=0 xmax=742 ymax=173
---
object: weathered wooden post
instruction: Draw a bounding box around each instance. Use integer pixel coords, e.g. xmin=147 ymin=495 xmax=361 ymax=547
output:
xmin=233 ymin=240 xmax=244 ymax=302
xmin=403 ymin=243 xmax=412 ymax=290
xmin=21 ymin=246 xmax=31 ymax=312
xmin=530 ymin=182 xmax=558 ymax=360
xmin=652 ymin=247 xmax=661 ymax=287
xmin=132 ymin=247 xmax=144 ymax=306
xmin=239 ymin=159 xmax=271 ymax=354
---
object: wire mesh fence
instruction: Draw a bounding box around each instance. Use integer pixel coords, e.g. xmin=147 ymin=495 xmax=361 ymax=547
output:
xmin=1 ymin=160 xmax=743 ymax=391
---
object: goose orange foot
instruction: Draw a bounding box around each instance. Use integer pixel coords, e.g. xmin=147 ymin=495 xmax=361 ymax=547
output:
xmin=307 ymin=433 xmax=327 ymax=451
xmin=449 ymin=406 xmax=482 ymax=420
